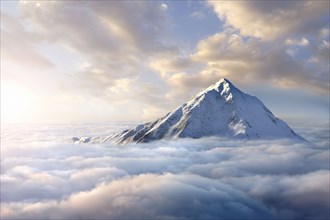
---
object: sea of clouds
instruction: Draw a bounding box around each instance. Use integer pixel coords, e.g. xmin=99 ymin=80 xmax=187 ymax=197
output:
xmin=1 ymin=120 xmax=329 ymax=219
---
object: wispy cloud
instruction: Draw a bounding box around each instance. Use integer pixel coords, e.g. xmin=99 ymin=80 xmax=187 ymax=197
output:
xmin=1 ymin=1 xmax=328 ymax=122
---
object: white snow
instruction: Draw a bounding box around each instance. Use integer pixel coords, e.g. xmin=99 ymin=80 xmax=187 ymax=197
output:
xmin=88 ymin=78 xmax=305 ymax=144
xmin=71 ymin=136 xmax=101 ymax=144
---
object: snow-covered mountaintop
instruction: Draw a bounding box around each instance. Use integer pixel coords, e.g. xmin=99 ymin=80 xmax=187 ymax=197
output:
xmin=75 ymin=78 xmax=305 ymax=144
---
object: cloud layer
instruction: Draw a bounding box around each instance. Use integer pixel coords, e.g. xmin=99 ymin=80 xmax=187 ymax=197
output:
xmin=1 ymin=121 xmax=329 ymax=219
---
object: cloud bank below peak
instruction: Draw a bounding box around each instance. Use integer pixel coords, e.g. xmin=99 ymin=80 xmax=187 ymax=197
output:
xmin=1 ymin=121 xmax=329 ymax=219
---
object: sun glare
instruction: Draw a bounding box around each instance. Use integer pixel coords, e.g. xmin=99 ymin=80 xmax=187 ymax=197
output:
xmin=1 ymin=83 xmax=32 ymax=123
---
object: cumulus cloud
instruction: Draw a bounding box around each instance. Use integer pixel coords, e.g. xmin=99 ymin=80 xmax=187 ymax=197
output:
xmin=159 ymin=34 xmax=328 ymax=101
xmin=1 ymin=121 xmax=329 ymax=219
xmin=195 ymin=33 xmax=328 ymax=90
xmin=157 ymin=28 xmax=329 ymax=100
xmin=208 ymin=1 xmax=329 ymax=40
xmin=149 ymin=1 xmax=329 ymax=101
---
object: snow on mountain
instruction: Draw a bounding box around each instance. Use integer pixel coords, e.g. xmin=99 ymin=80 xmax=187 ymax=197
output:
xmin=76 ymin=78 xmax=305 ymax=144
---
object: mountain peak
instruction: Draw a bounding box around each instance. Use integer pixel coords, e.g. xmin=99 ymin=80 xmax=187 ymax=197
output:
xmin=98 ymin=79 xmax=305 ymax=144
xmin=194 ymin=78 xmax=239 ymax=103
xmin=205 ymin=78 xmax=234 ymax=91
xmin=216 ymin=77 xmax=232 ymax=85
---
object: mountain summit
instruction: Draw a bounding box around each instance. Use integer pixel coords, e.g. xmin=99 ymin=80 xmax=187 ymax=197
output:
xmin=106 ymin=78 xmax=304 ymax=144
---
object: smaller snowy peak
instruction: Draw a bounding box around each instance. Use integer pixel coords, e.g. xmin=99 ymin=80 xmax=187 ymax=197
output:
xmin=71 ymin=136 xmax=101 ymax=144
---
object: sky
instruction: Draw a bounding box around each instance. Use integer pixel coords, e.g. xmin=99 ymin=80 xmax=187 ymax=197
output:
xmin=1 ymin=0 xmax=329 ymax=124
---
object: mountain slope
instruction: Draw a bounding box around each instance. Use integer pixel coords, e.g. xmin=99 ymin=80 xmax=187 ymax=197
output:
xmin=105 ymin=78 xmax=304 ymax=144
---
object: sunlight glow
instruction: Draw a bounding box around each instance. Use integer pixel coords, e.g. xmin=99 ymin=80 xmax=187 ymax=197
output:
xmin=1 ymin=83 xmax=33 ymax=123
